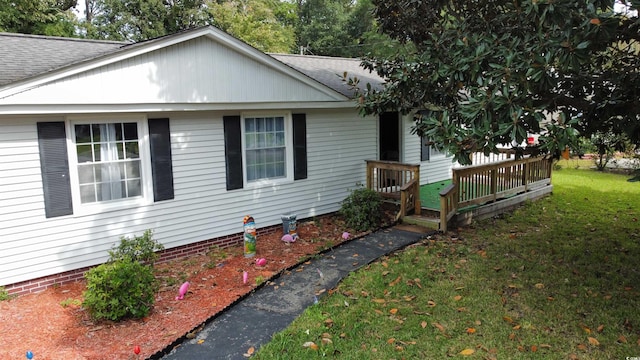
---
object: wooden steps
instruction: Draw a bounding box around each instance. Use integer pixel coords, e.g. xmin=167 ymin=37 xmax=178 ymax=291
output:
xmin=401 ymin=213 xmax=441 ymax=231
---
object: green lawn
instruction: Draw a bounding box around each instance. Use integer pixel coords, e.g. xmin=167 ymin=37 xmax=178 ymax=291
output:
xmin=256 ymin=168 xmax=640 ymax=359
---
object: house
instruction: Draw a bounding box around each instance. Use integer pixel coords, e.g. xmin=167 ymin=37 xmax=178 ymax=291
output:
xmin=0 ymin=26 xmax=453 ymax=295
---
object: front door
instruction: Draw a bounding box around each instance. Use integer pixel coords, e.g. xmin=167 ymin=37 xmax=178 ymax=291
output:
xmin=379 ymin=112 xmax=400 ymax=161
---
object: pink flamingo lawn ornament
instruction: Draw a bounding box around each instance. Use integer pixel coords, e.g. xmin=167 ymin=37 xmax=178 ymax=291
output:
xmin=243 ymin=271 xmax=248 ymax=284
xmin=175 ymin=281 xmax=190 ymax=300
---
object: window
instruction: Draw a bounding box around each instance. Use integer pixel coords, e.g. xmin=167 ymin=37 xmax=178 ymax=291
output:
xmin=74 ymin=123 xmax=142 ymax=203
xmin=244 ymin=116 xmax=286 ymax=181
xmin=223 ymin=113 xmax=306 ymax=191
xmin=37 ymin=118 xmax=173 ymax=218
xmin=421 ymin=136 xmax=444 ymax=162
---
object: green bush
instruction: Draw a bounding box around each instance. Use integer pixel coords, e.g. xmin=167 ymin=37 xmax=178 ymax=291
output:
xmin=0 ymin=286 xmax=9 ymax=301
xmin=108 ymin=229 xmax=163 ymax=265
xmin=83 ymin=230 xmax=163 ymax=321
xmin=339 ymin=187 xmax=383 ymax=232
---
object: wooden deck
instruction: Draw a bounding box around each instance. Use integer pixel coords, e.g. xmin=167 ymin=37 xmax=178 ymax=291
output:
xmin=366 ymin=156 xmax=553 ymax=233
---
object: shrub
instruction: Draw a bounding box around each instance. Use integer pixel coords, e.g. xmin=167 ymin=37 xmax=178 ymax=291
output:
xmin=339 ymin=187 xmax=383 ymax=232
xmin=0 ymin=286 xmax=9 ymax=301
xmin=83 ymin=259 xmax=157 ymax=321
xmin=83 ymin=230 xmax=163 ymax=321
xmin=108 ymin=229 xmax=163 ymax=265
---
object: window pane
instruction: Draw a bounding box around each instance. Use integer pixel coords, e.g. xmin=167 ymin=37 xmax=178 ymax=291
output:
xmin=266 ymin=118 xmax=274 ymax=131
xmin=256 ymin=118 xmax=265 ymax=132
xmin=77 ymin=145 xmax=92 ymax=163
xmin=127 ymin=179 xmax=141 ymax=197
xmin=78 ymin=164 xmax=94 ymax=184
xmin=114 ymin=123 xmax=123 ymax=141
xmin=275 ymin=132 xmax=284 ymax=146
xmin=257 ymin=133 xmax=265 ymax=148
xmin=247 ymin=165 xmax=256 ymax=181
xmin=126 ymin=160 xmax=140 ymax=178
xmin=117 ymin=142 xmax=124 ymax=160
xmin=246 ymin=133 xmax=256 ymax=149
xmin=80 ymin=184 xmax=96 ymax=203
xmin=245 ymin=118 xmax=255 ymax=132
xmin=75 ymin=125 xmax=91 ymax=143
xmin=91 ymin=124 xmax=101 ymax=142
xmin=125 ymin=142 xmax=139 ymax=159
xmin=275 ymin=118 xmax=284 ymax=131
xmin=123 ymin=123 xmax=138 ymax=140
xmin=93 ymin=144 xmax=101 ymax=162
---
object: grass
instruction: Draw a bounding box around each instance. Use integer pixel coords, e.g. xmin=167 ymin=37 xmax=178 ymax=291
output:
xmin=255 ymin=167 xmax=640 ymax=359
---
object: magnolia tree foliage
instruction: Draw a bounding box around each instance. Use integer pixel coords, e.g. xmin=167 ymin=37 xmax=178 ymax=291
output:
xmin=355 ymin=0 xmax=640 ymax=164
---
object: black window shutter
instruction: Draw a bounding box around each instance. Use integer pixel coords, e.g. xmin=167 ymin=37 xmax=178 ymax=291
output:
xmin=223 ymin=116 xmax=243 ymax=190
xmin=148 ymin=118 xmax=174 ymax=201
xmin=292 ymin=113 xmax=307 ymax=180
xmin=421 ymin=136 xmax=430 ymax=162
xmin=37 ymin=122 xmax=73 ymax=218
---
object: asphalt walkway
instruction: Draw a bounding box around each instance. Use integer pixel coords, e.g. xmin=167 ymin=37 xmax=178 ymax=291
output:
xmin=155 ymin=225 xmax=432 ymax=360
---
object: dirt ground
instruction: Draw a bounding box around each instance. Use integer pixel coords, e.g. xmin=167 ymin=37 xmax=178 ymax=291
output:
xmin=0 ymin=213 xmax=394 ymax=360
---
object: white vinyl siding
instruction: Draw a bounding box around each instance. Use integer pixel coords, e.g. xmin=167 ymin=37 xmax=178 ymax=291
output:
xmin=0 ymin=37 xmax=342 ymax=106
xmin=401 ymin=115 xmax=453 ymax=185
xmin=0 ymin=110 xmax=376 ymax=287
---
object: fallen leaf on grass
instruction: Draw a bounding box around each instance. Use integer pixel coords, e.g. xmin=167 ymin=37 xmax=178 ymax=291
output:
xmin=387 ymin=338 xmax=395 ymax=344
xmin=617 ymin=335 xmax=627 ymax=343
xmin=433 ymin=322 xmax=448 ymax=336
xmin=421 ymin=321 xmax=427 ymax=328
xmin=582 ymin=325 xmax=591 ymax=334
xmin=245 ymin=347 xmax=255 ymax=356
xmin=454 ymin=295 xmax=462 ymax=301
xmin=588 ymin=337 xmax=600 ymax=346
xmin=303 ymin=342 xmax=319 ymax=350
xmin=466 ymin=327 xmax=476 ymax=334
xmin=389 ymin=308 xmax=398 ymax=315
xmin=428 ymin=300 xmax=437 ymax=307
xmin=460 ymin=348 xmax=475 ymax=356
xmin=503 ymin=316 xmax=514 ymax=324
xmin=577 ymin=343 xmax=587 ymax=351
xmin=389 ymin=276 xmax=402 ymax=287
xmin=534 ymin=283 xmax=545 ymax=289
xmin=373 ymin=298 xmax=386 ymax=304
xmin=597 ymin=324 xmax=604 ymax=333
xmin=531 ymin=345 xmax=538 ymax=352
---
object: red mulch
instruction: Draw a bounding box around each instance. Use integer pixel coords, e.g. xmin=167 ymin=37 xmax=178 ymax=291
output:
xmin=0 ymin=214 xmax=390 ymax=360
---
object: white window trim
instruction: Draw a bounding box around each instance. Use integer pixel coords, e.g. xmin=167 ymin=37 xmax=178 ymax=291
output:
xmin=241 ymin=111 xmax=294 ymax=188
xmin=65 ymin=114 xmax=154 ymax=216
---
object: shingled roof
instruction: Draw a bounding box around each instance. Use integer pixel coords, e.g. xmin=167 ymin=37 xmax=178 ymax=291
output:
xmin=270 ymin=53 xmax=384 ymax=98
xmin=0 ymin=29 xmax=384 ymax=99
xmin=0 ymin=32 xmax=127 ymax=87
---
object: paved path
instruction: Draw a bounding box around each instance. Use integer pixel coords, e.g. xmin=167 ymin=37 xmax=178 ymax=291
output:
xmin=154 ymin=225 xmax=431 ymax=360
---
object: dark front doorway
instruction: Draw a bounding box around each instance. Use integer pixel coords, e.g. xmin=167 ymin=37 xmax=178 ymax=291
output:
xmin=379 ymin=111 xmax=400 ymax=161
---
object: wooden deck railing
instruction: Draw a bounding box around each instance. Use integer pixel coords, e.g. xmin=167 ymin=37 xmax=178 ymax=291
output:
xmin=366 ymin=160 xmax=421 ymax=220
xmin=440 ymin=156 xmax=552 ymax=232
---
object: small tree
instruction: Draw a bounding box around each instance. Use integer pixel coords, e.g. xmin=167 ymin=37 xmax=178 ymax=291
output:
xmin=591 ymin=131 xmax=627 ymax=171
